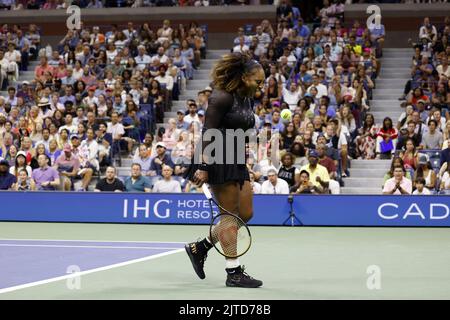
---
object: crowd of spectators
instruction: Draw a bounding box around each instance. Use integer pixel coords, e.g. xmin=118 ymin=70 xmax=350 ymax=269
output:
xmin=380 ymin=16 xmax=449 ymax=195
xmin=0 ymin=0 xmax=254 ymax=10
xmin=0 ymin=18 xmax=208 ymax=192
xmin=0 ymin=1 xmax=448 ymax=195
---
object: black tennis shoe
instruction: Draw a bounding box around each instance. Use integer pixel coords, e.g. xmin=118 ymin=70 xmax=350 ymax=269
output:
xmin=185 ymin=241 xmax=208 ymax=280
xmin=225 ymin=266 xmax=263 ymax=288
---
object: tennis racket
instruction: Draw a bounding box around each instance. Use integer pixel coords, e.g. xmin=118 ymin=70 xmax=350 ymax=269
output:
xmin=202 ymin=184 xmax=252 ymax=259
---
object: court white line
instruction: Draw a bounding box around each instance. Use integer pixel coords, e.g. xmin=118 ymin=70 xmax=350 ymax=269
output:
xmin=0 ymin=248 xmax=184 ymax=295
xmin=0 ymin=238 xmax=186 ymax=244
xmin=0 ymin=244 xmax=182 ymax=250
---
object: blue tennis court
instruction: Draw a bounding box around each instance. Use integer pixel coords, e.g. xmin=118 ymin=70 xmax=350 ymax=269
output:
xmin=0 ymin=238 xmax=184 ymax=294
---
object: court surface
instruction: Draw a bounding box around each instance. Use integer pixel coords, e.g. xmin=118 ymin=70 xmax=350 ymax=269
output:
xmin=0 ymin=222 xmax=449 ymax=299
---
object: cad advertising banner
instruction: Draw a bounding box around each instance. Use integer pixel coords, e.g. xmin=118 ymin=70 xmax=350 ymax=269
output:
xmin=0 ymin=192 xmax=449 ymax=227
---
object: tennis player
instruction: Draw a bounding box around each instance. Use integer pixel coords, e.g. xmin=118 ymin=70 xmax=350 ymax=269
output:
xmin=184 ymin=53 xmax=264 ymax=288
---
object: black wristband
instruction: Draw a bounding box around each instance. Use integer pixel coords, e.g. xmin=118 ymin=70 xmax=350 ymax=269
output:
xmin=199 ymin=163 xmax=208 ymax=171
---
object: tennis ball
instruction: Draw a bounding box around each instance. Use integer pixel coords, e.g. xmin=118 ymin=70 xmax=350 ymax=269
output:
xmin=280 ymin=109 xmax=292 ymax=122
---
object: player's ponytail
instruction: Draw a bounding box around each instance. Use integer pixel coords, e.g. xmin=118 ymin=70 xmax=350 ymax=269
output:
xmin=211 ymin=52 xmax=261 ymax=93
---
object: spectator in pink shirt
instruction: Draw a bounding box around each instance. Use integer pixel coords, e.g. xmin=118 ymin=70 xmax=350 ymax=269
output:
xmin=382 ymin=165 xmax=412 ymax=195
xmin=54 ymin=144 xmax=80 ymax=191
xmin=35 ymin=56 xmax=54 ymax=83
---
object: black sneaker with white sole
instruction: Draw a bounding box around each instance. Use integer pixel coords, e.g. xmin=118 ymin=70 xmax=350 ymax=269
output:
xmin=185 ymin=241 xmax=208 ymax=280
xmin=225 ymin=266 xmax=263 ymax=288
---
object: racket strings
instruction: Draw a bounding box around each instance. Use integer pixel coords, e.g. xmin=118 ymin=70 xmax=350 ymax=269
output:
xmin=210 ymin=214 xmax=248 ymax=258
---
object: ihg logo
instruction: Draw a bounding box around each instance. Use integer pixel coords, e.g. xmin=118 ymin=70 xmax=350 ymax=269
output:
xmin=66 ymin=5 xmax=81 ymax=31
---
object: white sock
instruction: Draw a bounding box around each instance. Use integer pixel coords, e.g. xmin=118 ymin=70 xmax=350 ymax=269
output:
xmin=225 ymin=259 xmax=240 ymax=269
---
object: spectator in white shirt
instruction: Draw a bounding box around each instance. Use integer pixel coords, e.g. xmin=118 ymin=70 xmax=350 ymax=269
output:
xmin=58 ymin=114 xmax=78 ymax=135
xmin=250 ymin=171 xmax=262 ymax=194
xmin=261 ymin=169 xmax=290 ymax=194
xmin=184 ymin=102 xmax=200 ymax=125
xmin=79 ymin=128 xmax=99 ymax=171
xmin=412 ymin=177 xmax=431 ymax=195
xmin=419 ymin=17 xmax=437 ymax=42
xmin=135 ymin=45 xmax=151 ymax=71
xmin=152 ymin=165 xmax=182 ymax=193
xmin=155 ymin=66 xmax=174 ymax=91
xmin=151 ymin=46 xmax=169 ymax=65
xmin=282 ymin=81 xmax=303 ymax=110
xmin=307 ymin=74 xmax=328 ymax=99
xmin=107 ymin=111 xmax=125 ymax=144
xmin=233 ymin=36 xmax=249 ymax=54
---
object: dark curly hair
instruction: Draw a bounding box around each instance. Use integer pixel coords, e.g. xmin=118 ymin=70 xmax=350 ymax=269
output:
xmin=211 ymin=52 xmax=262 ymax=93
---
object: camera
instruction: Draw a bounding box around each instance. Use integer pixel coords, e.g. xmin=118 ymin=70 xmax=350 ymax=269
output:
xmin=287 ymin=194 xmax=293 ymax=204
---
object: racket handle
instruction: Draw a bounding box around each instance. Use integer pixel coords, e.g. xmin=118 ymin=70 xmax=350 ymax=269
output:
xmin=202 ymin=183 xmax=213 ymax=199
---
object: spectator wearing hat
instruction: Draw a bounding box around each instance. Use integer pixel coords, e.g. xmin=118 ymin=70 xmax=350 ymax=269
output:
xmin=149 ymin=142 xmax=175 ymax=177
xmin=176 ymin=110 xmax=189 ymax=130
xmin=383 ymin=165 xmax=412 ymax=195
xmin=82 ymin=86 xmax=99 ymax=107
xmin=16 ymin=81 xmax=32 ymax=102
xmin=421 ymin=120 xmax=443 ymax=150
xmin=197 ymin=109 xmax=205 ymax=128
xmin=37 ymin=97 xmax=53 ymax=119
xmin=135 ymin=45 xmax=151 ymax=71
xmin=94 ymin=166 xmax=125 ymax=192
xmin=54 ymin=144 xmax=80 ymax=191
xmin=261 ymin=168 xmax=290 ymax=194
xmin=414 ymin=153 xmax=436 ymax=191
xmin=0 ymin=159 xmax=17 ymax=190
xmin=9 ymin=150 xmax=32 ymax=178
xmin=152 ymin=165 xmax=182 ymax=193
xmin=32 ymin=154 xmax=60 ymax=191
xmin=300 ymin=150 xmax=330 ymax=192
xmin=124 ymin=163 xmax=151 ymax=193
xmin=203 ymin=86 xmax=212 ymax=97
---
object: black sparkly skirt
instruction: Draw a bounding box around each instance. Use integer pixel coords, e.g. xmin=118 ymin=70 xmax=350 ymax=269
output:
xmin=184 ymin=162 xmax=250 ymax=187
xmin=183 ymin=133 xmax=250 ymax=187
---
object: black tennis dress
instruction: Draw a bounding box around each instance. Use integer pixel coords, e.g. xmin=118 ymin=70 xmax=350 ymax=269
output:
xmin=184 ymin=89 xmax=256 ymax=187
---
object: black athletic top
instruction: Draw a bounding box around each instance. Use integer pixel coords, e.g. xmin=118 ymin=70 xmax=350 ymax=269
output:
xmin=95 ymin=178 xmax=126 ymax=192
xmin=204 ymin=89 xmax=255 ymax=132
xmin=185 ymin=89 xmax=256 ymax=187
